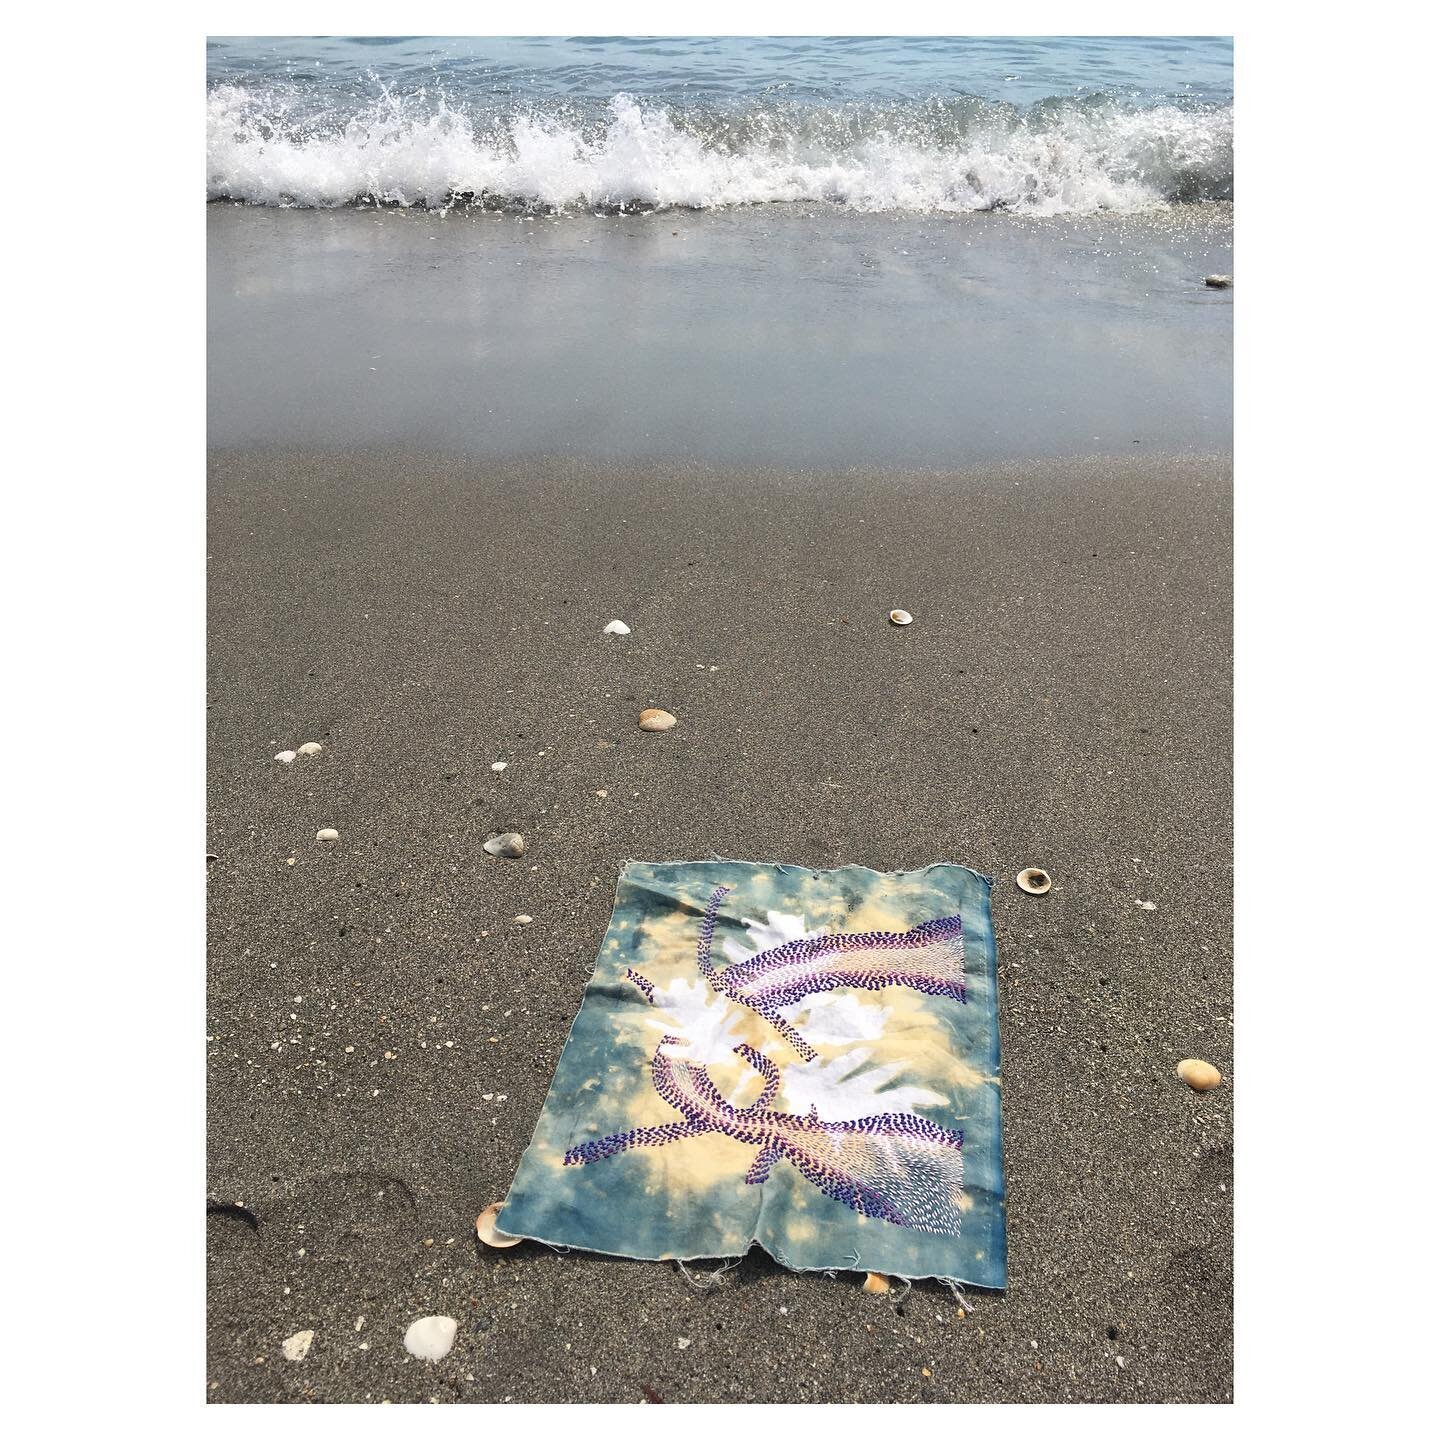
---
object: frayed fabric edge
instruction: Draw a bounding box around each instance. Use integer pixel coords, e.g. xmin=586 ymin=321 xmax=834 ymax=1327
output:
xmin=621 ymin=856 xmax=996 ymax=888
xmin=486 ymin=1228 xmax=1005 ymax=1295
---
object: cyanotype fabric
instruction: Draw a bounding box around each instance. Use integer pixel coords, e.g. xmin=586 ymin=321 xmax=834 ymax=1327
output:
xmin=499 ymin=861 xmax=1006 ymax=1289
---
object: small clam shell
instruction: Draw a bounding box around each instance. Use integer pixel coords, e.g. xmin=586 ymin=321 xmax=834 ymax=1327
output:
xmin=513 ymin=914 xmax=533 ymax=925
xmin=483 ymin=832 xmax=525 ymax=858
xmin=403 ymin=1315 xmax=458 ymax=1362
xmin=1204 ymin=273 xmax=1233 ymax=288
xmin=861 ymin=1272 xmax=892 ymax=1295
xmin=476 ymin=1202 xmax=523 ymax=1248
xmin=274 ymin=750 xmax=297 ymax=764
xmin=1176 ymin=1058 xmax=1223 ymax=1091
xmin=889 ymin=609 xmax=913 ymax=626
xmin=316 ymin=828 xmax=339 ymax=843
xmin=297 ymin=742 xmax=323 ymax=756
xmin=638 ymin=708 xmax=677 ymax=731
xmin=1017 ymin=867 xmax=1051 ymax=894
xmin=603 ymin=619 xmax=631 ymax=635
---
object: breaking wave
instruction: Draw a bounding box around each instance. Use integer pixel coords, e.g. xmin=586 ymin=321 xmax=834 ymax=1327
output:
xmin=207 ymin=87 xmax=1232 ymax=216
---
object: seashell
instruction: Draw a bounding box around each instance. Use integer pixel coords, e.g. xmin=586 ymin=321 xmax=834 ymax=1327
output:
xmin=638 ymin=708 xmax=677 ymax=731
xmin=513 ymin=914 xmax=533 ymax=925
xmin=1016 ymin=868 xmax=1051 ymax=894
xmin=316 ymin=828 xmax=339 ymax=843
xmin=1176 ymin=1058 xmax=1223 ymax=1092
xmin=603 ymin=620 xmax=631 ymax=635
xmin=475 ymin=1202 xmax=522 ymax=1248
xmin=862 ymin=1273 xmax=891 ymax=1295
xmin=297 ymin=742 xmax=323 ymax=756
xmin=889 ymin=609 xmax=913 ymax=626
xmin=403 ymin=1315 xmax=458 ymax=1363
xmin=1204 ymin=274 xmax=1233 ymax=288
xmin=274 ymin=751 xmax=297 ymax=764
xmin=281 ymin=1329 xmax=314 ymax=1362
xmin=483 ymin=832 xmax=525 ymax=859
xmin=491 ymin=761 xmax=508 ymax=771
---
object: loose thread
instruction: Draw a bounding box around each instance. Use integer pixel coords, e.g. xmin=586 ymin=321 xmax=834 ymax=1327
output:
xmin=675 ymin=1255 xmax=741 ymax=1290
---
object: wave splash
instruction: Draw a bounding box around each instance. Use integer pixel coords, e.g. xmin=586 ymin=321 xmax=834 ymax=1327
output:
xmin=207 ymin=88 xmax=1232 ymax=216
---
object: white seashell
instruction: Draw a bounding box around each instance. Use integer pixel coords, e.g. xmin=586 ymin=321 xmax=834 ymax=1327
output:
xmin=403 ymin=1315 xmax=457 ymax=1363
xmin=603 ymin=620 xmax=631 ymax=635
xmin=638 ymin=707 xmax=677 ymax=731
xmin=889 ymin=609 xmax=913 ymax=626
xmin=483 ymin=832 xmax=525 ymax=859
xmin=475 ymin=1202 xmax=522 ymax=1248
xmin=1017 ymin=868 xmax=1051 ymax=894
xmin=513 ymin=914 xmax=533 ymax=925
xmin=274 ymin=751 xmax=297 ymax=764
xmin=491 ymin=761 xmax=508 ymax=771
xmin=281 ymin=1330 xmax=314 ymax=1362
xmin=297 ymin=742 xmax=323 ymax=756
xmin=316 ymin=828 xmax=339 ymax=843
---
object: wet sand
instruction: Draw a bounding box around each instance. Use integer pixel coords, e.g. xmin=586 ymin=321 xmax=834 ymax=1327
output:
xmin=206 ymin=447 xmax=1232 ymax=1403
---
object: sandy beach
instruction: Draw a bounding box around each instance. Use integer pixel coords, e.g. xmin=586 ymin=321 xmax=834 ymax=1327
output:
xmin=206 ymin=447 xmax=1231 ymax=1402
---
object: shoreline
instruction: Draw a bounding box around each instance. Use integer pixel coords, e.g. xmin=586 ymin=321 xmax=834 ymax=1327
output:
xmin=207 ymin=446 xmax=1232 ymax=1403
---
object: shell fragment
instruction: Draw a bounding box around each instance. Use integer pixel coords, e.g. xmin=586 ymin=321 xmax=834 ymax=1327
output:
xmin=638 ymin=708 xmax=677 ymax=731
xmin=603 ymin=620 xmax=631 ymax=635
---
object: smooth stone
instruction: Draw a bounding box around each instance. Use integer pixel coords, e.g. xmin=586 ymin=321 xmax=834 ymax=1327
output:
xmin=603 ymin=619 xmax=631 ymax=635
xmin=281 ymin=1330 xmax=314 ymax=1362
xmin=1204 ymin=274 xmax=1233 ymax=288
xmin=297 ymin=742 xmax=323 ymax=756
xmin=483 ymin=832 xmax=525 ymax=858
xmin=862 ymin=1273 xmax=892 ymax=1295
xmin=316 ymin=828 xmax=340 ymax=843
xmin=274 ymin=751 xmax=296 ymax=764
xmin=403 ymin=1315 xmax=457 ymax=1363
xmin=1176 ymin=1058 xmax=1223 ymax=1091
xmin=889 ymin=609 xmax=913 ymax=626
xmin=475 ymin=1202 xmax=523 ymax=1248
xmin=638 ymin=707 xmax=677 ymax=731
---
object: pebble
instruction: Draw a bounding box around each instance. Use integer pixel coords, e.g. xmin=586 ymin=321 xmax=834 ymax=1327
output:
xmin=491 ymin=761 xmax=508 ymax=771
xmin=404 ymin=1315 xmax=458 ymax=1363
xmin=676 ymin=1337 xmax=692 ymax=1350
xmin=483 ymin=832 xmax=525 ymax=858
xmin=603 ymin=619 xmax=631 ymax=635
xmin=1135 ymin=899 xmax=1157 ymax=910
xmin=316 ymin=828 xmax=339 ymax=843
xmin=476 ymin=1202 xmax=523 ymax=1248
xmin=281 ymin=1330 xmax=314 ymax=1362
xmin=274 ymin=751 xmax=297 ymax=764
xmin=1176 ymin=1058 xmax=1223 ymax=1091
xmin=514 ymin=914 xmax=533 ymax=925
xmin=889 ymin=609 xmax=913 ymax=626
xmin=1016 ymin=867 xmax=1052 ymax=895
xmin=297 ymin=742 xmax=323 ymax=756
xmin=862 ymin=1273 xmax=891 ymax=1295
xmin=638 ymin=707 xmax=677 ymax=731
xmin=1204 ymin=274 xmax=1233 ymax=288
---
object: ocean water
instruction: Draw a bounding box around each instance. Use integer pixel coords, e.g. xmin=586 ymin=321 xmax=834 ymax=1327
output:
xmin=207 ymin=36 xmax=1232 ymax=215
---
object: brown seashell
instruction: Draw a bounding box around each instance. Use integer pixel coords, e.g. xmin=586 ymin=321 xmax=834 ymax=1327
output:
xmin=638 ymin=708 xmax=677 ymax=731
xmin=476 ymin=1202 xmax=522 ymax=1248
xmin=862 ymin=1273 xmax=891 ymax=1295
xmin=1016 ymin=867 xmax=1051 ymax=894
xmin=1176 ymin=1058 xmax=1223 ymax=1091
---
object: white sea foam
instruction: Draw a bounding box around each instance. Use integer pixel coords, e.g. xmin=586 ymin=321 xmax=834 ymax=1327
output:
xmin=207 ymin=89 xmax=1232 ymax=216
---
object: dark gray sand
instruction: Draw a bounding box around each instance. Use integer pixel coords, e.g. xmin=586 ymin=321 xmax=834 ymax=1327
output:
xmin=207 ymin=448 xmax=1231 ymax=1403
